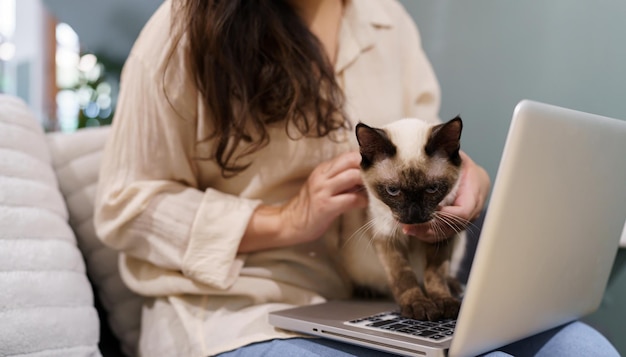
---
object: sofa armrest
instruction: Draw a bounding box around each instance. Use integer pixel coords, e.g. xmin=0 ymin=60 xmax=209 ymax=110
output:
xmin=47 ymin=123 xmax=144 ymax=357
xmin=0 ymin=94 xmax=101 ymax=356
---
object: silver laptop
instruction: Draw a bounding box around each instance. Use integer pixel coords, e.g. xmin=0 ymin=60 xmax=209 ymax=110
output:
xmin=269 ymin=100 xmax=626 ymax=357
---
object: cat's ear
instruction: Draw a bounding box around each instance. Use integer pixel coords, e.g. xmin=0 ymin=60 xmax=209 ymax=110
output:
xmin=425 ymin=116 xmax=463 ymax=165
xmin=356 ymin=123 xmax=397 ymax=169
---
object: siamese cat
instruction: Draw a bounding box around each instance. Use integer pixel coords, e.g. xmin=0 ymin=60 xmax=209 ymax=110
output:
xmin=339 ymin=116 xmax=466 ymax=321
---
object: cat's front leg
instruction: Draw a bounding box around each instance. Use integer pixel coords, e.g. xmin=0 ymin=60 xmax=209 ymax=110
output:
xmin=421 ymin=239 xmax=462 ymax=320
xmin=373 ymin=240 xmax=441 ymax=320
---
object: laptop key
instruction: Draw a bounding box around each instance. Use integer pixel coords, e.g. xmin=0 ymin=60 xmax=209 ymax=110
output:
xmin=412 ymin=330 xmax=437 ymax=337
xmin=397 ymin=328 xmax=420 ymax=334
xmin=383 ymin=323 xmax=410 ymax=331
xmin=366 ymin=320 xmax=396 ymax=328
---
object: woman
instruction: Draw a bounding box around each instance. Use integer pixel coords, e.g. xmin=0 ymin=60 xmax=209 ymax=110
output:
xmin=95 ymin=0 xmax=617 ymax=356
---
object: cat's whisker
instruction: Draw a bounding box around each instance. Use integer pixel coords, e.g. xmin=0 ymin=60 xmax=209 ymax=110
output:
xmin=437 ymin=211 xmax=483 ymax=239
xmin=428 ymin=215 xmax=448 ymax=237
xmin=436 ymin=211 xmax=465 ymax=227
xmin=347 ymin=185 xmax=369 ymax=196
xmin=434 ymin=211 xmax=472 ymax=234
xmin=382 ymin=218 xmax=400 ymax=250
xmin=361 ymin=217 xmax=395 ymax=251
xmin=391 ymin=221 xmax=409 ymax=249
xmin=343 ymin=219 xmax=376 ymax=249
xmin=430 ymin=220 xmax=449 ymax=250
xmin=436 ymin=215 xmax=462 ymax=235
xmin=436 ymin=210 xmax=471 ymax=227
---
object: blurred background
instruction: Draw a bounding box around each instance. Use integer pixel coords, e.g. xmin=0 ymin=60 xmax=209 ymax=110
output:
xmin=1 ymin=0 xmax=624 ymax=353
xmin=0 ymin=0 xmax=161 ymax=132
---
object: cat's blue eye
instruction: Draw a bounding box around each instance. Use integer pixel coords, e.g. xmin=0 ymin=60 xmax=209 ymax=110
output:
xmin=425 ymin=185 xmax=439 ymax=194
xmin=385 ymin=186 xmax=401 ymax=196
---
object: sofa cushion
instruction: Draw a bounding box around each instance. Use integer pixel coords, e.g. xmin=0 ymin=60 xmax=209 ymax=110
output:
xmin=0 ymin=94 xmax=101 ymax=356
xmin=47 ymin=125 xmax=144 ymax=357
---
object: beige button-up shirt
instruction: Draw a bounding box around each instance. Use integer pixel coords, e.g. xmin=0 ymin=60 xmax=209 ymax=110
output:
xmin=95 ymin=0 xmax=441 ymax=355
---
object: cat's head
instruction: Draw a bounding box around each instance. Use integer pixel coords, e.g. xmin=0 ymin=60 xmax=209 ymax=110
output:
xmin=356 ymin=117 xmax=463 ymax=225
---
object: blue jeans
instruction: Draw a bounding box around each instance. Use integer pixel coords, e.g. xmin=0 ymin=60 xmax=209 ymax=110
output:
xmin=217 ymin=321 xmax=619 ymax=356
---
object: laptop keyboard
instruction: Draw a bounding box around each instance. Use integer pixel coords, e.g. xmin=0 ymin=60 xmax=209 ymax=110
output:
xmin=345 ymin=311 xmax=455 ymax=343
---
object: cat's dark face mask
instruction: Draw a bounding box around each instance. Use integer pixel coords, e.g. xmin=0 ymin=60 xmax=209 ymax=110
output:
xmin=373 ymin=171 xmax=452 ymax=224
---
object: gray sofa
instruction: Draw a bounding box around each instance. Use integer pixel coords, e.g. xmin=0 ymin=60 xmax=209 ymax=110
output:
xmin=0 ymin=94 xmax=142 ymax=357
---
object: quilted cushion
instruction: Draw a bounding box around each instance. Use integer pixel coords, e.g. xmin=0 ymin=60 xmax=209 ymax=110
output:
xmin=47 ymin=125 xmax=144 ymax=357
xmin=0 ymin=94 xmax=101 ymax=356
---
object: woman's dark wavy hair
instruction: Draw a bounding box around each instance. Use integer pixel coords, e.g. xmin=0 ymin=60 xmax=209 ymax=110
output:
xmin=175 ymin=0 xmax=348 ymax=177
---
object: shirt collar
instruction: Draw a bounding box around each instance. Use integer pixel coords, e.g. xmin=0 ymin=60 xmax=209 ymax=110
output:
xmin=335 ymin=0 xmax=393 ymax=73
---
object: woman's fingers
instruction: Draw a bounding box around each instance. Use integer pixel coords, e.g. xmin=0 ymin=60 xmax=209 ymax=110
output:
xmin=278 ymin=151 xmax=367 ymax=245
xmin=327 ymin=167 xmax=364 ymax=195
xmin=319 ymin=151 xmax=362 ymax=178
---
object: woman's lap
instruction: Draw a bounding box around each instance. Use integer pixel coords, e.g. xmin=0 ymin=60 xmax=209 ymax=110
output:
xmin=493 ymin=321 xmax=619 ymax=357
xmin=217 ymin=321 xmax=619 ymax=357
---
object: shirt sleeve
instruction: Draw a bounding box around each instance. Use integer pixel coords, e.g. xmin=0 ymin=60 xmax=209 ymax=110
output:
xmin=94 ymin=53 xmax=261 ymax=290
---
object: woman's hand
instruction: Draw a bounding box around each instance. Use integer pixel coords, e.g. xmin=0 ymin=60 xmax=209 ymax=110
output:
xmin=403 ymin=151 xmax=491 ymax=243
xmin=239 ymin=151 xmax=368 ymax=253
xmin=281 ymin=151 xmax=369 ymax=243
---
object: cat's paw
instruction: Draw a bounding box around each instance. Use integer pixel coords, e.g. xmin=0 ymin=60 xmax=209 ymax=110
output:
xmin=436 ymin=296 xmax=461 ymax=320
xmin=398 ymin=289 xmax=442 ymax=320
xmin=406 ymin=298 xmax=442 ymax=321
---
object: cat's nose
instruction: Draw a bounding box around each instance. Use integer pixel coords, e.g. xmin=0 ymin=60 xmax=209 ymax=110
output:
xmin=402 ymin=204 xmax=429 ymax=224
